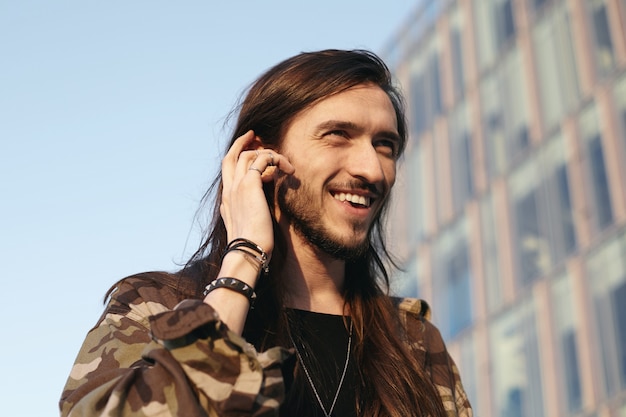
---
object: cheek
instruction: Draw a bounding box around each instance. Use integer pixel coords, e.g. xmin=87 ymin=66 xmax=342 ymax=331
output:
xmin=383 ymin=161 xmax=397 ymax=187
xmin=290 ymin=153 xmax=327 ymax=181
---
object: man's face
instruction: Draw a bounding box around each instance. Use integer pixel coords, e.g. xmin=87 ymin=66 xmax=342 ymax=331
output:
xmin=275 ymin=83 xmax=400 ymax=260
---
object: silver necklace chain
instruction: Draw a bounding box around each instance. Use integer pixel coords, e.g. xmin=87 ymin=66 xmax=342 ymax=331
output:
xmin=288 ymin=320 xmax=353 ymax=417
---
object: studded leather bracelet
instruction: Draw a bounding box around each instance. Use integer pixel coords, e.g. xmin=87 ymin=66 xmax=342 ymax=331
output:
xmin=203 ymin=277 xmax=257 ymax=307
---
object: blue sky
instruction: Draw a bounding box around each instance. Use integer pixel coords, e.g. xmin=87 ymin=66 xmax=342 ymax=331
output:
xmin=0 ymin=1 xmax=416 ymax=415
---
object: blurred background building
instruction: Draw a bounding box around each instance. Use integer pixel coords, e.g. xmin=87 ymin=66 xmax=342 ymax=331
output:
xmin=382 ymin=0 xmax=626 ymax=416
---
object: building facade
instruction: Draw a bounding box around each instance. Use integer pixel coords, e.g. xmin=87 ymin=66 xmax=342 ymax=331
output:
xmin=383 ymin=0 xmax=626 ymax=416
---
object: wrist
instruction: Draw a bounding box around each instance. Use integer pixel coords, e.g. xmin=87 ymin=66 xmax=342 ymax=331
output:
xmin=222 ymin=237 xmax=270 ymax=279
xmin=218 ymin=250 xmax=262 ymax=286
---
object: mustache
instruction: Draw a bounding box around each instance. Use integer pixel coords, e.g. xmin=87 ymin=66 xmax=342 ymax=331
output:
xmin=329 ymin=180 xmax=384 ymax=197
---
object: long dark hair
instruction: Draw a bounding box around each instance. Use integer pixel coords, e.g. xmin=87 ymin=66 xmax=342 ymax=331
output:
xmin=183 ymin=49 xmax=446 ymax=416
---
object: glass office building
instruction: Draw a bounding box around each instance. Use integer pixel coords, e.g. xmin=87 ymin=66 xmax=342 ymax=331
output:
xmin=383 ymin=0 xmax=626 ymax=416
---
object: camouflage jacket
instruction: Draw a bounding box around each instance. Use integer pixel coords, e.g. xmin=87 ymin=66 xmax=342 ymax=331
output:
xmin=60 ymin=272 xmax=472 ymax=416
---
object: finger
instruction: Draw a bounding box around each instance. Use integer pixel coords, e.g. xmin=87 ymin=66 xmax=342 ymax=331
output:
xmin=228 ymin=130 xmax=255 ymax=160
xmin=235 ymin=149 xmax=267 ymax=178
xmin=247 ymin=150 xmax=295 ymax=176
xmin=222 ymin=131 xmax=256 ymax=187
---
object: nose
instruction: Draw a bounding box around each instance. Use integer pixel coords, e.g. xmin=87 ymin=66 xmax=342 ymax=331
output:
xmin=346 ymin=140 xmax=388 ymax=186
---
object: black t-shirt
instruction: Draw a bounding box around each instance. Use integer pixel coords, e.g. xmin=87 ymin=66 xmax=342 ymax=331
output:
xmin=286 ymin=309 xmax=358 ymax=417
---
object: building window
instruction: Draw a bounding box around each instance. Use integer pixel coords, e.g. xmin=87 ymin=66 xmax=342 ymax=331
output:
xmin=432 ymin=218 xmax=473 ymax=339
xmin=450 ymin=7 xmax=466 ymax=102
xmin=404 ymin=142 xmax=431 ymax=245
xmin=449 ymin=102 xmax=474 ymax=214
xmin=586 ymin=0 xmax=616 ymax=77
xmin=495 ymin=0 xmax=516 ymax=48
xmin=474 ymin=0 xmax=517 ymax=71
xmin=499 ymin=50 xmax=531 ymax=164
xmin=409 ymin=35 xmax=443 ymax=138
xmin=555 ymin=165 xmax=576 ymax=252
xmin=533 ymin=2 xmax=580 ymax=131
xmin=510 ymin=159 xmax=548 ymax=285
xmin=410 ymin=72 xmax=428 ymax=136
xmin=474 ymin=0 xmax=497 ymax=71
xmin=392 ymin=256 xmax=420 ymax=299
xmin=580 ymin=104 xmax=613 ymax=233
xmin=459 ymin=334 xmax=481 ymax=415
xmin=613 ymin=75 xmax=626 ymax=172
xmin=481 ymin=77 xmax=507 ymax=178
xmin=481 ymin=194 xmax=503 ymax=313
xmin=491 ymin=299 xmax=545 ymax=417
xmin=451 ymin=30 xmax=465 ymax=100
xmin=481 ymin=49 xmax=531 ymax=179
xmin=531 ymin=0 xmax=552 ymax=12
xmin=551 ymin=272 xmax=583 ymax=413
xmin=430 ymin=54 xmax=443 ymax=116
xmin=587 ymin=230 xmax=626 ymax=395
xmin=509 ymin=134 xmax=577 ymax=286
xmin=541 ymin=134 xmax=577 ymax=261
xmin=588 ymin=136 xmax=613 ymax=229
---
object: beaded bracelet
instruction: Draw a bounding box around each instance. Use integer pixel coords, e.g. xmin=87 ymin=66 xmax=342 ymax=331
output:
xmin=203 ymin=277 xmax=257 ymax=307
xmin=223 ymin=238 xmax=270 ymax=274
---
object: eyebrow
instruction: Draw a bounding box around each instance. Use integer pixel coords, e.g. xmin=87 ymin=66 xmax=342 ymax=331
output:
xmin=315 ymin=120 xmax=401 ymax=142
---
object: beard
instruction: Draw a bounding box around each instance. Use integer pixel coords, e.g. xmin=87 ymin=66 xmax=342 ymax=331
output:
xmin=276 ymin=176 xmax=372 ymax=261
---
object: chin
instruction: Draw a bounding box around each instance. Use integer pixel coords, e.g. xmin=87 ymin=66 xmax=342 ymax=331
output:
xmin=311 ymin=233 xmax=370 ymax=261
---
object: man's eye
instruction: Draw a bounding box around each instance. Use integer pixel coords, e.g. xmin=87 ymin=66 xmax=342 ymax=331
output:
xmin=327 ymin=130 xmax=348 ymax=137
xmin=375 ymin=139 xmax=398 ymax=156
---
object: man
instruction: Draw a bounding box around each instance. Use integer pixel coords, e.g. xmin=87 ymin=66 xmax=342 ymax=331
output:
xmin=60 ymin=49 xmax=472 ymax=416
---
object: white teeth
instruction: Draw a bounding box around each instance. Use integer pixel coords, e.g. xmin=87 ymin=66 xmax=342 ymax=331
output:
xmin=333 ymin=192 xmax=371 ymax=207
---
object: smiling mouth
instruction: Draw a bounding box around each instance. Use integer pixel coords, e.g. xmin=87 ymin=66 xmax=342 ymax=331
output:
xmin=332 ymin=192 xmax=371 ymax=208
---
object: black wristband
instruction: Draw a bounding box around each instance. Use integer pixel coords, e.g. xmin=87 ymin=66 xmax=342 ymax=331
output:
xmin=224 ymin=238 xmax=270 ymax=274
xmin=203 ymin=277 xmax=257 ymax=307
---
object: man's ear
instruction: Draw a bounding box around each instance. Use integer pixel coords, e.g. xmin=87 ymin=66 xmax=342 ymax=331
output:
xmin=245 ymin=134 xmax=265 ymax=152
xmin=251 ymin=134 xmax=281 ymax=154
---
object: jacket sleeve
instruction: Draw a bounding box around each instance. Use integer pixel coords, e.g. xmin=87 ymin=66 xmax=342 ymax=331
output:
xmin=59 ymin=277 xmax=290 ymax=417
xmin=397 ymin=298 xmax=473 ymax=417
xmin=422 ymin=321 xmax=473 ymax=417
